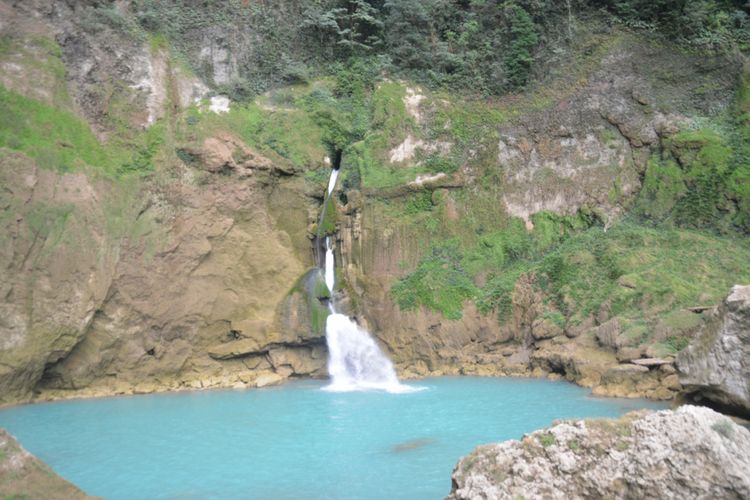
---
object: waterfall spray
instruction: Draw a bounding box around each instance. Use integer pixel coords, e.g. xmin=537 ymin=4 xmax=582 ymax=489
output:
xmin=320 ymin=168 xmax=415 ymax=393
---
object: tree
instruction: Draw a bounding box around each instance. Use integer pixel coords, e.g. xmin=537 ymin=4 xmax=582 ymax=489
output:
xmin=503 ymin=3 xmax=539 ymax=90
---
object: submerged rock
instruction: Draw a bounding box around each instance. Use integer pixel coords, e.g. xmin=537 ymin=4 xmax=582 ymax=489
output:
xmin=678 ymin=285 xmax=750 ymax=417
xmin=448 ymin=405 xmax=750 ymax=500
xmin=0 ymin=428 xmax=95 ymax=499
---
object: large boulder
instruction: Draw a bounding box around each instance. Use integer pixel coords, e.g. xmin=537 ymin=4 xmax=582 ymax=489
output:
xmin=678 ymin=285 xmax=750 ymax=417
xmin=449 ymin=405 xmax=750 ymax=500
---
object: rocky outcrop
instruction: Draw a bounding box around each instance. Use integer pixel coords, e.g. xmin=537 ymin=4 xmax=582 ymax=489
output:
xmin=449 ymin=405 xmax=750 ymax=500
xmin=496 ymin=42 xmax=733 ymax=225
xmin=33 ymin=154 xmax=320 ymax=399
xmin=0 ymin=152 xmax=118 ymax=404
xmin=0 ymin=428 xmax=94 ymax=499
xmin=678 ymin=285 xmax=750 ymax=417
xmin=2 ymin=1 xmax=207 ymax=135
xmin=0 ymin=144 xmax=322 ymax=404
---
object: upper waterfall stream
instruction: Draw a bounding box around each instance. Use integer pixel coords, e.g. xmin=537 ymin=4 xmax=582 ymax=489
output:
xmin=321 ymin=168 xmax=416 ymax=393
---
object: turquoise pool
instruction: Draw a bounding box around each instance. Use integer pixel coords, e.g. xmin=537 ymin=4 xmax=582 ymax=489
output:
xmin=0 ymin=377 xmax=667 ymax=499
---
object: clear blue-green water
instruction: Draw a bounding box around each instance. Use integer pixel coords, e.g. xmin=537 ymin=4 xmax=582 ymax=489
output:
xmin=0 ymin=377 xmax=667 ymax=499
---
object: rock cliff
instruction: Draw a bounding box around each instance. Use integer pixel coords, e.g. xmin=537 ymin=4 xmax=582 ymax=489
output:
xmin=0 ymin=0 xmax=747 ymax=404
xmin=449 ymin=405 xmax=750 ymax=500
xmin=678 ymin=285 xmax=750 ymax=418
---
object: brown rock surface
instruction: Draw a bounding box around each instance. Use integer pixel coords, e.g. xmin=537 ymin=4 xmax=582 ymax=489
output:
xmin=0 ymin=145 xmax=320 ymax=404
xmin=0 ymin=428 xmax=95 ymax=499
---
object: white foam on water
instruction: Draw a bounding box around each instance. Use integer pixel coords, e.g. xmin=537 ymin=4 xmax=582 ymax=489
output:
xmin=323 ymin=314 xmax=422 ymax=394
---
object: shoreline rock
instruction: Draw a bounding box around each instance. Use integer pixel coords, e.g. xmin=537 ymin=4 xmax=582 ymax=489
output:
xmin=449 ymin=405 xmax=750 ymax=500
xmin=0 ymin=428 xmax=96 ymax=499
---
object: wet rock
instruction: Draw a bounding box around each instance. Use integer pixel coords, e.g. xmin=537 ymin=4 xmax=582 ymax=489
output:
xmin=449 ymin=406 xmax=750 ymax=500
xmin=255 ymin=372 xmax=284 ymax=388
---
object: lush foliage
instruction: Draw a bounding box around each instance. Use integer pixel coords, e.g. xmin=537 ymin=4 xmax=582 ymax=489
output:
xmin=392 ymin=211 xmax=598 ymax=319
xmin=603 ymin=0 xmax=750 ymax=51
xmin=634 ymin=70 xmax=750 ymax=233
xmin=130 ymin=0 xmax=749 ymax=98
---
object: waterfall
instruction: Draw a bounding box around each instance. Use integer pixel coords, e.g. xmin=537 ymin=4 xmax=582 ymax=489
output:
xmin=320 ymin=167 xmax=415 ymax=393
xmin=325 ymin=314 xmax=408 ymax=392
xmin=325 ymin=237 xmax=335 ymax=294
xmin=327 ymin=167 xmax=340 ymax=196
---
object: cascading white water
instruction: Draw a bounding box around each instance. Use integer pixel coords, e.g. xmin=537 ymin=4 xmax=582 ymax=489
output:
xmin=327 ymin=167 xmax=340 ymax=195
xmin=325 ymin=314 xmax=408 ymax=392
xmin=321 ymin=168 xmax=416 ymax=393
xmin=325 ymin=237 xmax=335 ymax=294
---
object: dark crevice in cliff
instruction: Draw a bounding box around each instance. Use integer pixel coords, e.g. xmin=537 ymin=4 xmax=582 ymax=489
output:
xmin=332 ymin=149 xmax=342 ymax=170
xmin=682 ymin=390 xmax=750 ymax=421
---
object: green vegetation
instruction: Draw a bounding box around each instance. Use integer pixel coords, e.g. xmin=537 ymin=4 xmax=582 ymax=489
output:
xmin=531 ymin=224 xmax=750 ymax=321
xmin=129 ymin=0 xmax=749 ymax=99
xmin=0 ymin=87 xmax=167 ymax=177
xmin=0 ymin=87 xmax=111 ymax=173
xmin=314 ymin=278 xmax=332 ymax=300
xmin=318 ymin=198 xmax=338 ymax=236
xmin=182 ymin=89 xmax=327 ymax=170
xmin=634 ymin=71 xmax=750 ymax=233
xmin=393 ymin=213 xmax=750 ymax=337
xmin=504 ymin=4 xmax=539 ymax=89
xmin=391 ymin=210 xmax=600 ymax=320
xmin=605 ymin=0 xmax=750 ymax=51
xmin=539 ymin=433 xmax=555 ymax=447
xmin=391 ymin=243 xmax=477 ymax=321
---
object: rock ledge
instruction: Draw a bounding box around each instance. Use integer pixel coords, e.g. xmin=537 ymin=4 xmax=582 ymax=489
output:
xmin=449 ymin=405 xmax=750 ymax=500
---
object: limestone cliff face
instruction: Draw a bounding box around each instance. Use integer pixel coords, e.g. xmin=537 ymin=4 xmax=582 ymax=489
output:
xmin=678 ymin=285 xmax=750 ymax=417
xmin=2 ymin=0 xmax=207 ymax=135
xmin=38 ymin=158 xmax=321 ymax=397
xmin=449 ymin=405 xmax=750 ymax=500
xmin=0 ymin=152 xmax=117 ymax=403
xmin=0 ymin=1 xmax=328 ymax=404
xmin=0 ymin=144 xmax=324 ymax=404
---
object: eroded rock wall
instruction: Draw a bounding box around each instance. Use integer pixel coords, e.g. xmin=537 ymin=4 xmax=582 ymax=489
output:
xmin=0 ymin=147 xmax=325 ymax=404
